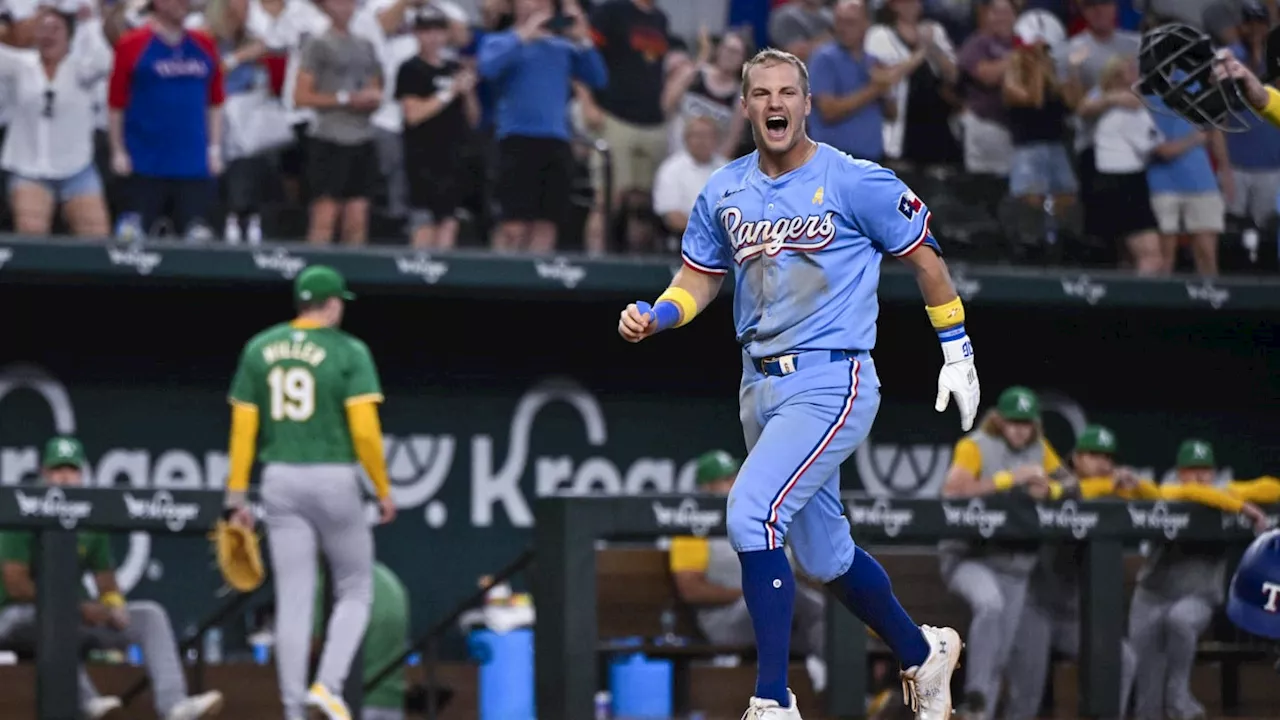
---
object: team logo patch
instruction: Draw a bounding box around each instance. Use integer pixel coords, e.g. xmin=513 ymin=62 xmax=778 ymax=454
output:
xmin=897 ymin=191 xmax=924 ymax=221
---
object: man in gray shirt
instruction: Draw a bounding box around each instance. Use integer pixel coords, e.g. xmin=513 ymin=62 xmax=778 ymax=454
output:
xmin=294 ymin=0 xmax=383 ymax=246
xmin=768 ymin=0 xmax=834 ymax=62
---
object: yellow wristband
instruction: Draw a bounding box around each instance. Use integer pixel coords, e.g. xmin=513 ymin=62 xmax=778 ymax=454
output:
xmin=992 ymin=471 xmax=1014 ymax=491
xmin=925 ymin=296 xmax=965 ymax=329
xmin=657 ymin=286 xmax=698 ymax=328
xmin=101 ymin=591 xmax=125 ymax=609
xmin=1049 ymin=482 xmax=1064 ymax=501
xmin=1260 ymin=86 xmax=1280 ymax=128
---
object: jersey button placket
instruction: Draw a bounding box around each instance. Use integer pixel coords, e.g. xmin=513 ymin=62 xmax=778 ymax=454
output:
xmin=762 ymin=189 xmax=777 ymax=317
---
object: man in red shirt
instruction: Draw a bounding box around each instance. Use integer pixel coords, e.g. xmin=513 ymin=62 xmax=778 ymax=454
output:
xmin=108 ymin=0 xmax=224 ymax=240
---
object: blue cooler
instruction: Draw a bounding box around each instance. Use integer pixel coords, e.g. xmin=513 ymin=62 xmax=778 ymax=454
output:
xmin=609 ymin=652 xmax=673 ymax=719
xmin=468 ymin=629 xmax=535 ymax=720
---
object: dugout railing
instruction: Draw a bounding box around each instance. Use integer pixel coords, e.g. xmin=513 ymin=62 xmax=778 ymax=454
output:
xmin=0 ymin=487 xmax=229 ymax=719
xmin=533 ymin=493 xmax=1268 ymax=720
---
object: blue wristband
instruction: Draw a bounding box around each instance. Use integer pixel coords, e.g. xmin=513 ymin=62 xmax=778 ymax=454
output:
xmin=636 ymin=300 xmax=681 ymax=332
xmin=937 ymin=323 xmax=966 ymax=342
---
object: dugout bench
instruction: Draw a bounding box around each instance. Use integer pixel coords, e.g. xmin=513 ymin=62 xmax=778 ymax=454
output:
xmin=535 ymin=493 xmax=1267 ymax=720
xmin=0 ymin=487 xmax=366 ymax=720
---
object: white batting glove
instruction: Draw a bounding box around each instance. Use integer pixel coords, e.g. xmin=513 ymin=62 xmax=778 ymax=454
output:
xmin=935 ymin=326 xmax=980 ymax=431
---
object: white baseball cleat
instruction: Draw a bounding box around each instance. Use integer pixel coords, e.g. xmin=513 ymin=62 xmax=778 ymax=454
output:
xmin=83 ymin=696 xmax=123 ymax=720
xmin=305 ymin=682 xmax=351 ymax=720
xmin=900 ymin=624 xmax=963 ymax=720
xmin=166 ymin=690 xmax=224 ymax=720
xmin=740 ymin=689 xmax=803 ymax=719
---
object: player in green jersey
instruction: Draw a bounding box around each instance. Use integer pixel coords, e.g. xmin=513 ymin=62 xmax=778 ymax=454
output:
xmin=223 ymin=265 xmax=396 ymax=720
xmin=313 ymin=561 xmax=410 ymax=720
xmin=0 ymin=437 xmax=224 ymax=720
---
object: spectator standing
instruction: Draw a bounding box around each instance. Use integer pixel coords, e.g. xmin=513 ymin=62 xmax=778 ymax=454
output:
xmin=1057 ymin=0 xmax=1139 ymax=236
xmin=1226 ymin=7 xmax=1280 ymax=234
xmin=661 ymin=27 xmax=751 ymax=160
xmin=866 ymin=0 xmax=960 ymax=167
xmin=209 ymin=0 xmax=272 ymax=244
xmin=956 ymin=0 xmax=1015 ymax=178
xmin=767 ymin=0 xmax=832 ymax=62
xmin=652 ymin=115 xmax=725 ymax=241
xmin=108 ymin=0 xmax=225 ymax=241
xmin=1091 ymin=56 xmax=1161 ymax=273
xmin=395 ymin=6 xmax=479 ymax=249
xmin=293 ymin=0 xmax=383 ymax=245
xmin=1146 ymin=96 xmax=1229 ymax=276
xmin=0 ymin=8 xmax=112 ymax=237
xmin=808 ymin=0 xmax=893 ymax=162
xmin=587 ymin=0 xmax=673 ymax=202
xmin=248 ymin=0 xmax=329 ymax=205
xmin=478 ymin=0 xmax=606 ymax=253
xmin=1001 ymin=30 xmax=1076 ymax=213
xmin=351 ymin=0 xmax=431 ymax=226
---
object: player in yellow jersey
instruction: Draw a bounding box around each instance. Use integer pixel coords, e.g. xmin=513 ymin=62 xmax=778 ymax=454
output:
xmin=1124 ymin=438 xmax=1275 ymax=720
xmin=223 ymin=265 xmax=396 ymax=720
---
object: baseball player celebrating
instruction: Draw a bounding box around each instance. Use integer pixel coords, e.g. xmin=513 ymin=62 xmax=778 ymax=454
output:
xmin=223 ymin=265 xmax=396 ymax=720
xmin=618 ymin=43 xmax=979 ymax=720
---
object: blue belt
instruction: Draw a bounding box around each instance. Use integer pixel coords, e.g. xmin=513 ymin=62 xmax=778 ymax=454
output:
xmin=755 ymin=350 xmax=861 ymax=377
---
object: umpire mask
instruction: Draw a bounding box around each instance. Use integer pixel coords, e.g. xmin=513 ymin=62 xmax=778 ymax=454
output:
xmin=1137 ymin=23 xmax=1254 ymax=132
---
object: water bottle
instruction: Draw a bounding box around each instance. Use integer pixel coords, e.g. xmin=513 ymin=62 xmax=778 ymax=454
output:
xmin=114 ymin=212 xmax=143 ymax=243
xmin=183 ymin=624 xmax=198 ymax=665
xmin=658 ymin=608 xmax=683 ymax=646
xmin=1243 ymin=227 xmax=1260 ymax=264
xmin=593 ymin=690 xmax=611 ymax=720
xmin=203 ymin=628 xmax=223 ymax=665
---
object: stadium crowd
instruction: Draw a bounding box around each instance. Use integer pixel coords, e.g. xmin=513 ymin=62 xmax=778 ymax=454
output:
xmin=0 ymin=0 xmax=1276 ymax=273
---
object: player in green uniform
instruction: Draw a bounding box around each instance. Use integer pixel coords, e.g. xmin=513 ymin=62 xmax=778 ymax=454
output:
xmin=222 ymin=265 xmax=396 ymax=720
xmin=313 ymin=561 xmax=410 ymax=720
xmin=0 ymin=437 xmax=224 ymax=720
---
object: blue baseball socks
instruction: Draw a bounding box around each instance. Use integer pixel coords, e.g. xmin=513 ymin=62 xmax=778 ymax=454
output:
xmin=826 ymin=546 xmax=930 ymax=668
xmin=739 ymin=548 xmax=795 ymax=706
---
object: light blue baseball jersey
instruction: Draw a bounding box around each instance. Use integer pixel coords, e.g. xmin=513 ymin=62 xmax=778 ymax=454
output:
xmin=681 ymin=143 xmax=938 ymax=358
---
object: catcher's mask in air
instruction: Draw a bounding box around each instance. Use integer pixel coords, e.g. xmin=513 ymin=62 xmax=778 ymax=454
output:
xmin=1137 ymin=23 xmax=1254 ymax=132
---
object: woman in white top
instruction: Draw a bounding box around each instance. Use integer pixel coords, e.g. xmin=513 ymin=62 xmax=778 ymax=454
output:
xmin=1091 ymin=55 xmax=1170 ymax=274
xmin=0 ymin=6 xmax=112 ymax=236
xmin=865 ymin=0 xmax=959 ymax=165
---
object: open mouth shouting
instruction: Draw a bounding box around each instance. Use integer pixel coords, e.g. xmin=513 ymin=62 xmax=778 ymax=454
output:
xmin=764 ymin=114 xmax=789 ymax=141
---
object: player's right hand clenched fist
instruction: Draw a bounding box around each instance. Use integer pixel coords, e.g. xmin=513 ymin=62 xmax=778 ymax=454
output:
xmin=618 ymin=302 xmax=657 ymax=343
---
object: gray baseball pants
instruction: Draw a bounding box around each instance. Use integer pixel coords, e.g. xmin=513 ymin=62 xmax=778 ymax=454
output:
xmin=362 ymin=707 xmax=404 ymax=720
xmin=1128 ymin=587 xmax=1214 ymax=720
xmin=697 ymin=585 xmax=827 ymax=656
xmin=263 ymin=463 xmax=374 ymax=719
xmin=0 ymin=600 xmax=189 ymax=717
xmin=944 ymin=558 xmax=1031 ymax=720
xmin=1003 ymin=596 xmax=1136 ymax=720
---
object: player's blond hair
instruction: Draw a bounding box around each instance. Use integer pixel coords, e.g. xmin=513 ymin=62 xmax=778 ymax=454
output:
xmin=741 ymin=48 xmax=810 ymax=97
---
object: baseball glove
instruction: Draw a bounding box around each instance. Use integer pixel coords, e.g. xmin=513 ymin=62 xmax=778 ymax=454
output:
xmin=211 ymin=520 xmax=265 ymax=592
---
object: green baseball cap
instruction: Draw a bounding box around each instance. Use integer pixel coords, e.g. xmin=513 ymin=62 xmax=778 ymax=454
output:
xmin=1075 ymin=424 xmax=1117 ymax=455
xmin=695 ymin=450 xmax=740 ymax=486
xmin=294 ymin=265 xmax=355 ymax=304
xmin=997 ymin=386 xmax=1040 ymax=421
xmin=43 ymin=436 xmax=85 ymax=469
xmin=1176 ymin=439 xmax=1216 ymax=469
